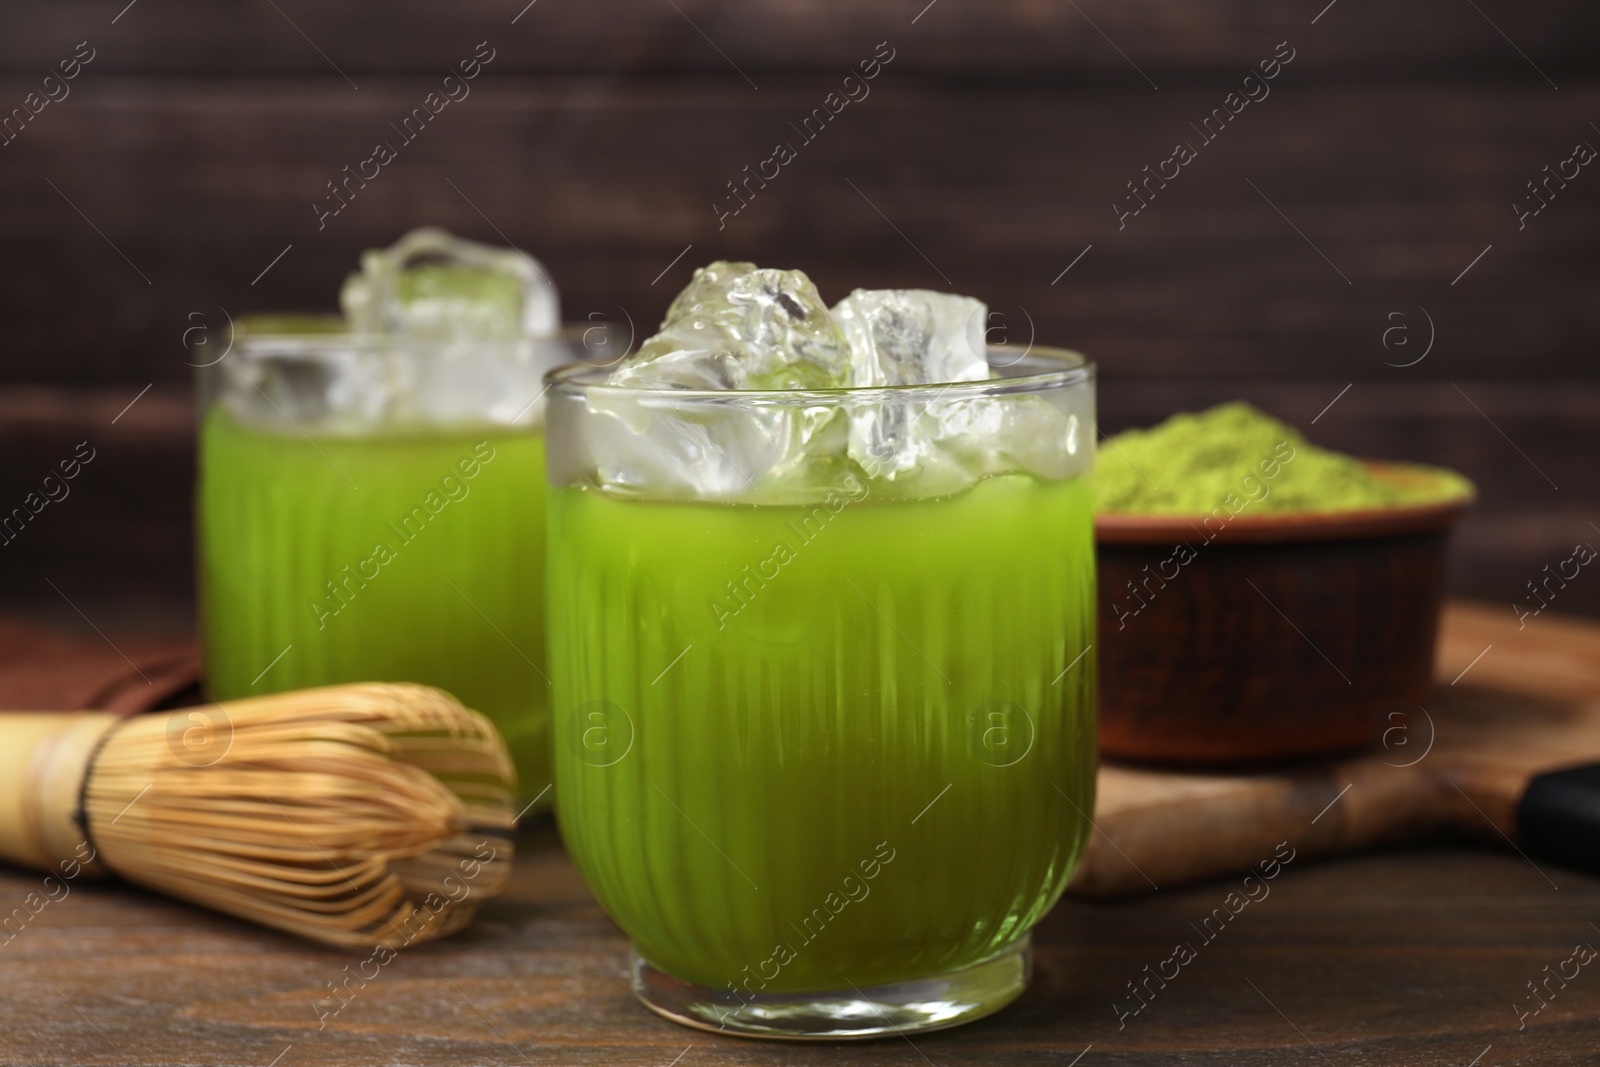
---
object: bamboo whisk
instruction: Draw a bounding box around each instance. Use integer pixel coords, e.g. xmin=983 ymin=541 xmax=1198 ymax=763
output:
xmin=0 ymin=683 xmax=517 ymax=948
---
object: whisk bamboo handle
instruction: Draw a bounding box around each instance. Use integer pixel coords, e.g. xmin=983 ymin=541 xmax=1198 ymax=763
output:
xmin=0 ymin=712 xmax=117 ymax=875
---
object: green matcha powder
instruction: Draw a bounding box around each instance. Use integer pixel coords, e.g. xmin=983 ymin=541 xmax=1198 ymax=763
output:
xmin=1095 ymin=402 xmax=1474 ymax=516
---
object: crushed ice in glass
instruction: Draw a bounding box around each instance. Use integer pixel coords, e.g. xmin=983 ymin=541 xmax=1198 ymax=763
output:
xmin=224 ymin=228 xmax=563 ymax=430
xmin=589 ymin=261 xmax=1082 ymax=499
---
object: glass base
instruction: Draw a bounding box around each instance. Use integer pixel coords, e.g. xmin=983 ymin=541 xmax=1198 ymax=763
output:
xmin=630 ymin=936 xmax=1031 ymax=1041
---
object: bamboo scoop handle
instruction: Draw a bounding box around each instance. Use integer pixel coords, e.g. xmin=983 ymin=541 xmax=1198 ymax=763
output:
xmin=0 ymin=713 xmax=118 ymax=875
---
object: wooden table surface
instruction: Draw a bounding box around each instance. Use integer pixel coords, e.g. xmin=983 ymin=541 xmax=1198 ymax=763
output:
xmin=3 ymin=815 xmax=1597 ymax=1065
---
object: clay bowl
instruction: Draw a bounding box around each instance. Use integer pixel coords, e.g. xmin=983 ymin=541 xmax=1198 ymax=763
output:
xmin=1095 ymin=462 xmax=1471 ymax=765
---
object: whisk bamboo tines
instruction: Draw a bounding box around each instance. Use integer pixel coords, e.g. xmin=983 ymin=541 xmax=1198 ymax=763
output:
xmin=0 ymin=683 xmax=517 ymax=948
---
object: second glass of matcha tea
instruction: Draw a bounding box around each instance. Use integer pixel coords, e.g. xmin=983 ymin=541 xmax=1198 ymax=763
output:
xmin=547 ymin=262 xmax=1097 ymax=1039
xmin=199 ymin=229 xmax=581 ymax=810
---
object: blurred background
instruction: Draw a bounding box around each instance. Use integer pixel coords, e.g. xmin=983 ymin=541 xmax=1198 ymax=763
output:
xmin=0 ymin=1 xmax=1595 ymax=628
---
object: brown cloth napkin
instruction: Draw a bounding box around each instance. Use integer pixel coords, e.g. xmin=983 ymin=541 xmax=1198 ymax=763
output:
xmin=0 ymin=614 xmax=201 ymax=714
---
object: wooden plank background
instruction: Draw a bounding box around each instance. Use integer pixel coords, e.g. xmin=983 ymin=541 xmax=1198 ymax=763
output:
xmin=0 ymin=0 xmax=1595 ymax=623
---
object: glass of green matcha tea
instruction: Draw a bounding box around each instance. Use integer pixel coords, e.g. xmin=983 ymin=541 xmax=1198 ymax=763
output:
xmin=546 ymin=262 xmax=1096 ymax=1039
xmin=198 ymin=229 xmax=600 ymax=812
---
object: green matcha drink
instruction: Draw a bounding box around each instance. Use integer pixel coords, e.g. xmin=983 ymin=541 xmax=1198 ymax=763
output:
xmin=200 ymin=408 xmax=550 ymax=793
xmin=546 ymin=261 xmax=1097 ymax=1039
xmin=198 ymin=229 xmax=568 ymax=807
xmin=550 ymin=471 xmax=1094 ymax=993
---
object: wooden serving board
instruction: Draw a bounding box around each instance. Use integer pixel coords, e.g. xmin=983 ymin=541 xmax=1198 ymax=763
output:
xmin=1069 ymin=600 xmax=1600 ymax=898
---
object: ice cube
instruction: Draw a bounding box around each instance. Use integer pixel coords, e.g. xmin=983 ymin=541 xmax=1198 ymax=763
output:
xmin=336 ymin=228 xmax=564 ymax=425
xmin=829 ymin=288 xmax=993 ymax=481
xmin=215 ymin=330 xmax=390 ymax=433
xmin=576 ymin=388 xmax=840 ymax=501
xmin=610 ymin=261 xmax=851 ymax=390
xmin=591 ymin=262 xmax=851 ymax=499
xmin=830 ymin=288 xmax=990 ymax=387
xmin=340 ymin=226 xmax=560 ymax=339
